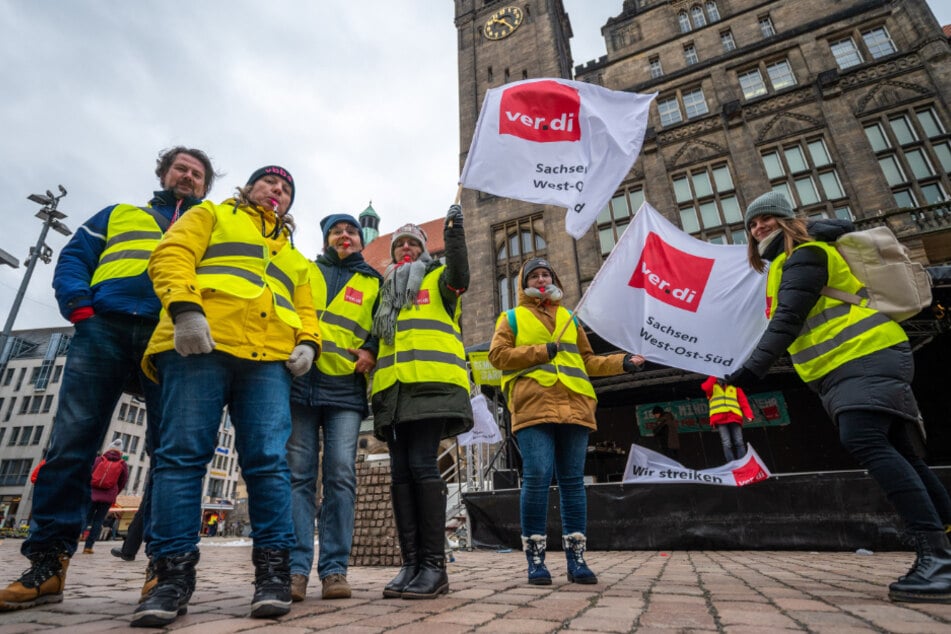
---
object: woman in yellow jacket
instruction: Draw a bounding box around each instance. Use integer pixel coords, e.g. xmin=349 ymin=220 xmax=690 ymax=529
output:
xmin=489 ymin=258 xmax=644 ymax=586
xmin=133 ymin=166 xmax=321 ymax=627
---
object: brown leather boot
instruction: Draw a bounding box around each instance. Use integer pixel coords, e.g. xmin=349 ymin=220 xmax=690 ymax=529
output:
xmin=0 ymin=550 xmax=70 ymax=611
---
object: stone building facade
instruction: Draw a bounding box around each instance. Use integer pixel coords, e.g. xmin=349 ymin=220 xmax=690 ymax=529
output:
xmin=453 ymin=0 xmax=951 ymax=348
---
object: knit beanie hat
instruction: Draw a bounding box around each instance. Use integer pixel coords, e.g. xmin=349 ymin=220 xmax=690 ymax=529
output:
xmin=522 ymin=258 xmax=554 ymax=287
xmin=108 ymin=438 xmax=123 ymax=451
xmin=744 ymin=191 xmax=794 ymax=229
xmin=390 ymin=223 xmax=428 ymax=262
xmin=320 ymin=214 xmax=362 ymax=247
xmin=246 ymin=165 xmax=295 ymax=210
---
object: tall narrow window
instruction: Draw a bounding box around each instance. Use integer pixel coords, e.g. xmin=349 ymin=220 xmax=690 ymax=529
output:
xmin=759 ymin=15 xmax=775 ymax=38
xmin=678 ymin=11 xmax=691 ymax=33
xmin=691 ymin=5 xmax=706 ymax=29
xmin=720 ymin=30 xmax=735 ymax=52
xmin=705 ymin=1 xmax=720 ymax=22
xmin=683 ymin=44 xmax=699 ymax=66
xmin=649 ymin=56 xmax=663 ymax=79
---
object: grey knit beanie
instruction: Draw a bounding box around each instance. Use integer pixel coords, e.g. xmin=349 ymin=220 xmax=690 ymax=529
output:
xmin=744 ymin=192 xmax=794 ymax=229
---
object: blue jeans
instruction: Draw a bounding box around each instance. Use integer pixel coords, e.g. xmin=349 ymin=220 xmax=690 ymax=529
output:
xmin=287 ymin=404 xmax=361 ymax=579
xmin=149 ymin=351 xmax=294 ymax=559
xmin=716 ymin=423 xmax=746 ymax=462
xmin=516 ymin=423 xmax=589 ymax=537
xmin=838 ymin=409 xmax=951 ymax=532
xmin=23 ymin=314 xmax=161 ymax=557
xmin=83 ymin=502 xmax=111 ymax=550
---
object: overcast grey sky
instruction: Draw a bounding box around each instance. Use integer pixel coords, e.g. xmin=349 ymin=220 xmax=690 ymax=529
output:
xmin=1 ymin=1 xmax=949 ymax=332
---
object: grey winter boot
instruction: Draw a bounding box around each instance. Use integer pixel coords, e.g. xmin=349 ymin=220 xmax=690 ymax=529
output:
xmin=562 ymin=532 xmax=598 ymax=584
xmin=521 ymin=535 xmax=552 ymax=585
xmin=889 ymin=531 xmax=951 ymax=603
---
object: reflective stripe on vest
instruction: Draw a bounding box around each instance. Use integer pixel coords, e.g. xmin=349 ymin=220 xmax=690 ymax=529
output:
xmin=767 ymin=241 xmax=907 ymax=383
xmin=371 ymin=267 xmax=468 ymax=394
xmin=310 ymin=263 xmax=380 ymax=376
xmin=90 ymin=205 xmax=169 ymax=286
xmin=498 ymin=306 xmax=596 ymax=401
xmin=708 ymin=384 xmax=742 ymax=416
xmin=195 ymin=205 xmax=307 ymax=329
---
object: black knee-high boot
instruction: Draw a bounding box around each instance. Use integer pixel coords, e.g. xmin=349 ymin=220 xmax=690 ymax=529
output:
xmin=383 ymin=483 xmax=419 ymax=598
xmin=402 ymin=480 xmax=449 ymax=599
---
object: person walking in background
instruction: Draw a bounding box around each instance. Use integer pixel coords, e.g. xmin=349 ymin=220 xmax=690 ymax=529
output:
xmin=132 ymin=166 xmax=320 ymax=627
xmin=488 ymin=258 xmax=645 ymax=587
xmin=701 ymin=375 xmax=752 ymax=463
xmin=82 ymin=438 xmax=129 ymax=554
xmin=371 ymin=208 xmax=473 ymax=600
xmin=0 ymin=147 xmax=215 ymax=613
xmin=287 ymin=213 xmax=382 ymax=602
xmin=650 ymin=406 xmax=680 ymax=460
xmin=726 ymin=191 xmax=951 ymax=603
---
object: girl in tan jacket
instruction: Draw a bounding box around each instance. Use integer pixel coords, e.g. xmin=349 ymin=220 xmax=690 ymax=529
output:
xmin=489 ymin=258 xmax=643 ymax=586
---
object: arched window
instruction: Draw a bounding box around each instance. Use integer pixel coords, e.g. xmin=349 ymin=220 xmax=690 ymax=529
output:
xmin=494 ymin=219 xmax=547 ymax=312
xmin=705 ymin=0 xmax=720 ymax=22
xmin=691 ymin=5 xmax=706 ymax=29
xmin=678 ymin=11 xmax=691 ymax=33
xmin=497 ymin=229 xmax=546 ymax=260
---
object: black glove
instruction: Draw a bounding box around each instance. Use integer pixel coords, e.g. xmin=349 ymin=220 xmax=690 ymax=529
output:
xmin=723 ymin=367 xmax=757 ymax=390
xmin=546 ymin=342 xmax=559 ymax=360
xmin=622 ymin=356 xmax=643 ymax=374
xmin=445 ymin=204 xmax=463 ymax=228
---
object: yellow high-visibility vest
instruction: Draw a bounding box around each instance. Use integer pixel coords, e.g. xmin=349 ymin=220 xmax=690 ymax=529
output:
xmin=195 ymin=205 xmax=308 ymax=329
xmin=767 ymin=241 xmax=907 ymax=383
xmin=90 ymin=205 xmax=170 ymax=286
xmin=498 ymin=305 xmax=596 ymax=401
xmin=708 ymin=383 xmax=742 ymax=416
xmin=372 ymin=266 xmax=468 ymax=394
xmin=309 ymin=263 xmax=380 ymax=376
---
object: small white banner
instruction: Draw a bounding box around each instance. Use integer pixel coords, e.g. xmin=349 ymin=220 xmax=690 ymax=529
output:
xmin=622 ymin=443 xmax=772 ymax=487
xmin=457 ymin=394 xmax=503 ymax=447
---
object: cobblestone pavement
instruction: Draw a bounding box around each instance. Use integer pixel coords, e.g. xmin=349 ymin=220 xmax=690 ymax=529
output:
xmin=1 ymin=537 xmax=950 ymax=632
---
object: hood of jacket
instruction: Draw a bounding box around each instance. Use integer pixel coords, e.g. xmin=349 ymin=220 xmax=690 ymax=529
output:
xmin=151 ymin=189 xmax=203 ymax=213
xmin=807 ymin=217 xmax=854 ymax=243
xmin=103 ymin=448 xmax=123 ymax=461
xmin=317 ymin=249 xmax=383 ymax=282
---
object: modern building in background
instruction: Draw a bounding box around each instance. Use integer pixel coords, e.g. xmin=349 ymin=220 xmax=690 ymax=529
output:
xmin=0 ymin=327 xmax=240 ymax=528
xmin=453 ymin=0 xmax=951 ymax=473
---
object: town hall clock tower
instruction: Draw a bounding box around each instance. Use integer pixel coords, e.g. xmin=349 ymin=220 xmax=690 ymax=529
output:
xmin=453 ymin=0 xmax=605 ymax=347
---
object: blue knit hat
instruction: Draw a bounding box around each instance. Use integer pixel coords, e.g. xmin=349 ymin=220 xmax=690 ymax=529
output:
xmin=320 ymin=214 xmax=362 ymax=247
xmin=744 ymin=191 xmax=794 ymax=229
xmin=247 ymin=165 xmax=295 ymax=210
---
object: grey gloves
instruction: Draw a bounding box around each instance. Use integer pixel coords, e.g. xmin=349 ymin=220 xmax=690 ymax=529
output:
xmin=285 ymin=344 xmax=316 ymax=377
xmin=546 ymin=342 xmax=559 ymax=360
xmin=174 ymin=311 xmax=215 ymax=356
xmin=446 ymin=204 xmax=463 ymax=228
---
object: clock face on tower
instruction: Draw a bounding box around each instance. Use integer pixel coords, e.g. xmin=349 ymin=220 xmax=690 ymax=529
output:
xmin=483 ymin=6 xmax=523 ymax=41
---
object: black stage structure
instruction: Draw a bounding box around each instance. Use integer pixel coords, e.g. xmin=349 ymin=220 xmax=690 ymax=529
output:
xmin=463 ymin=272 xmax=951 ymax=551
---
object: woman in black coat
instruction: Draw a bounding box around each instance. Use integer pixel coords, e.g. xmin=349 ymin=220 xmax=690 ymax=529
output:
xmin=726 ymin=191 xmax=951 ymax=604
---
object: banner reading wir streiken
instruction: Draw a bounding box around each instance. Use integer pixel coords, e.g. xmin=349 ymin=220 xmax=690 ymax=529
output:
xmin=459 ymin=78 xmax=656 ymax=239
xmin=578 ymin=203 xmax=769 ymax=377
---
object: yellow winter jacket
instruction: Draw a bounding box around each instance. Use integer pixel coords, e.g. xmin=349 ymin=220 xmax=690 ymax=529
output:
xmin=142 ymin=198 xmax=321 ymax=381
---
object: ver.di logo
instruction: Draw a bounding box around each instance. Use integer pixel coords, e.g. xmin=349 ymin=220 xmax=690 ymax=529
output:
xmin=499 ymin=80 xmax=581 ymax=143
xmin=628 ymin=232 xmax=714 ymax=313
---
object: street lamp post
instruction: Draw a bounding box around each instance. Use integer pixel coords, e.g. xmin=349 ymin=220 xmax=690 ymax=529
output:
xmin=0 ymin=186 xmax=71 ymax=358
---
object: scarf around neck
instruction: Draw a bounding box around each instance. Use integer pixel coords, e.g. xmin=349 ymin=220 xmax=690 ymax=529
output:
xmin=372 ymin=252 xmax=434 ymax=345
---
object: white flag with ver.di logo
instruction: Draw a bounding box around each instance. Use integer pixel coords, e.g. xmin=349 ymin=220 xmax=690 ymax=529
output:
xmin=460 ymin=78 xmax=656 ymax=239
xmin=577 ymin=203 xmax=769 ymax=377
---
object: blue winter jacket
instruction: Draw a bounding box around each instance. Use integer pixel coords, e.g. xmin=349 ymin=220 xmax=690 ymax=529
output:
xmin=290 ymin=249 xmax=382 ymax=417
xmin=52 ymin=190 xmax=202 ymax=321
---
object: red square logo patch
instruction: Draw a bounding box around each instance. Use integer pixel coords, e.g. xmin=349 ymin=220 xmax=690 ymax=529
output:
xmin=731 ymin=456 xmax=769 ymax=486
xmin=499 ymin=80 xmax=581 ymax=143
xmin=415 ymin=289 xmax=431 ymax=305
xmin=344 ymin=286 xmax=363 ymax=305
xmin=628 ymin=232 xmax=714 ymax=313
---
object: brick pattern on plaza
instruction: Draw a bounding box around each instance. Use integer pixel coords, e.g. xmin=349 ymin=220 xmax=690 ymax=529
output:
xmin=349 ymin=455 xmax=401 ymax=567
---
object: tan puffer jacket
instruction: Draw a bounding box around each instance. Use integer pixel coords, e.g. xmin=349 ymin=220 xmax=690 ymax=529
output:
xmin=487 ymin=263 xmax=627 ymax=434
